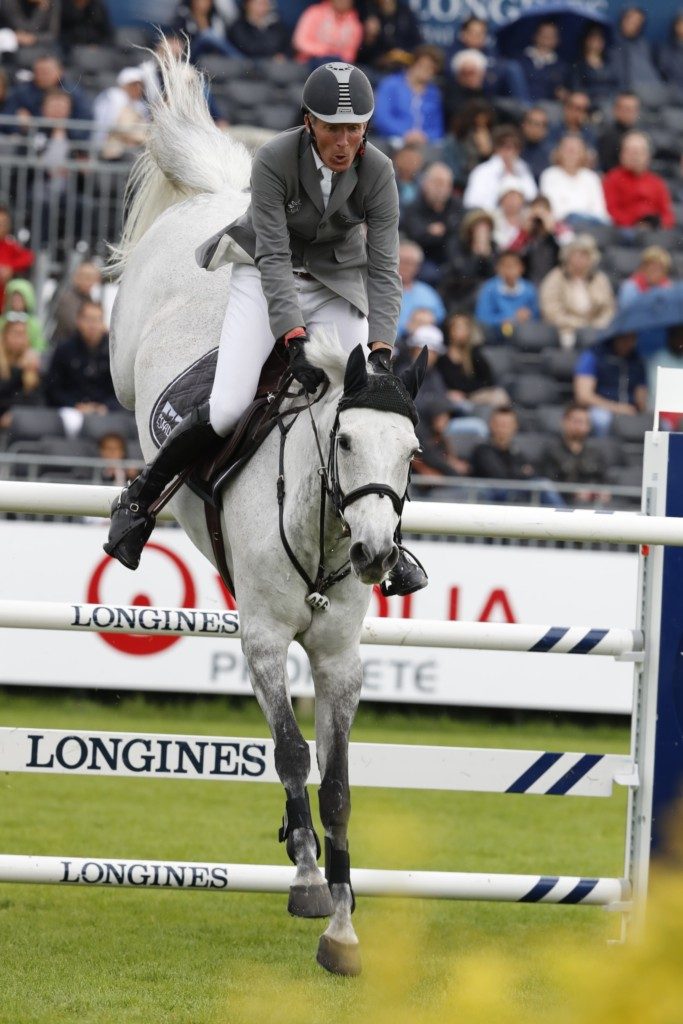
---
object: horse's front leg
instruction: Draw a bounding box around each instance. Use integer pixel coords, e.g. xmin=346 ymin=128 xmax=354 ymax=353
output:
xmin=242 ymin=627 xmax=333 ymax=919
xmin=307 ymin=645 xmax=363 ymax=977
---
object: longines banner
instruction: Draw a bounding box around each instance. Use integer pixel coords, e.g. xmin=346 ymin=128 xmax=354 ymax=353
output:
xmin=0 ymin=521 xmax=637 ymax=714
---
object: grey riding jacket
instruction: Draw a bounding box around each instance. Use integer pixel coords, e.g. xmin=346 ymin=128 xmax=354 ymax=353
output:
xmin=196 ymin=126 xmax=402 ymax=345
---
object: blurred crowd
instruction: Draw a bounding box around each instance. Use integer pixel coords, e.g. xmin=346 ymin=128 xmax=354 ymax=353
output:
xmin=1 ymin=2 xmax=683 ymax=503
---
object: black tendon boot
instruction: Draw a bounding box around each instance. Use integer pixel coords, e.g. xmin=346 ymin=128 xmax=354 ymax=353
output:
xmin=381 ymin=528 xmax=428 ymax=597
xmin=104 ymin=402 xmax=222 ymax=570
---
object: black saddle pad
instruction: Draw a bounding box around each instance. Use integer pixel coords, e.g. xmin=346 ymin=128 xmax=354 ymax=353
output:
xmin=149 ymin=348 xmax=218 ymax=449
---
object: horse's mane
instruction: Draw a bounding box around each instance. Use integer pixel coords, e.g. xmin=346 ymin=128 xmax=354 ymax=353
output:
xmin=306 ymin=328 xmax=349 ymax=390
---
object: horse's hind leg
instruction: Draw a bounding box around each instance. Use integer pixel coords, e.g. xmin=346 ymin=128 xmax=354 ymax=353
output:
xmin=308 ymin=646 xmax=363 ymax=977
xmin=242 ymin=629 xmax=333 ymax=919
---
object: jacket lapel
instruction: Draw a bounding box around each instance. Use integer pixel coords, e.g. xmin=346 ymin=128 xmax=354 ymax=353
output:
xmin=299 ymin=134 xmax=325 ymax=216
xmin=325 ymin=164 xmax=358 ymax=222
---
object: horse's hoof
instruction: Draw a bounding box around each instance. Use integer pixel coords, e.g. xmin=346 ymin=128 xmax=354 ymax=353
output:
xmin=316 ymin=934 xmax=362 ymax=977
xmin=288 ymin=883 xmax=334 ymax=919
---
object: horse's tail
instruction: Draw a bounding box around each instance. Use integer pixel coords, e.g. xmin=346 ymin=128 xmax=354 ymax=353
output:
xmin=109 ymin=40 xmax=252 ymax=273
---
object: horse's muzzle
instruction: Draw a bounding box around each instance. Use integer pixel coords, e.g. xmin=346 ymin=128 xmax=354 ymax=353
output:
xmin=349 ymin=541 xmax=399 ymax=585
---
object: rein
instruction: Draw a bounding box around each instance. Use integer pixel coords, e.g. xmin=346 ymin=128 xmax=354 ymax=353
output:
xmin=276 ymin=387 xmax=407 ymax=613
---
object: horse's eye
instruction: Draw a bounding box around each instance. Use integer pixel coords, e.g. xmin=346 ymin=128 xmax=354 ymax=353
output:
xmin=411 ymin=448 xmax=422 ymax=460
xmin=338 ymin=435 xmax=351 ymax=452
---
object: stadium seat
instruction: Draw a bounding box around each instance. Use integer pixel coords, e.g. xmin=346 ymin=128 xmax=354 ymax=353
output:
xmin=604 ymin=246 xmax=642 ymax=281
xmin=610 ymin=412 xmax=651 ymax=443
xmin=223 ymin=79 xmax=272 ymax=109
xmin=259 ymin=104 xmax=299 ymax=132
xmin=663 ymin=106 xmax=683 ymax=137
xmin=515 ymin=432 xmax=547 ymax=466
xmin=79 ymin=411 xmax=138 ymax=442
xmin=448 ymin=432 xmax=481 ymax=462
xmin=510 ymin=374 xmax=560 ymax=408
xmin=575 ymin=326 xmax=604 ymax=348
xmin=591 ymin=435 xmax=626 ymax=468
xmin=38 ymin=437 xmax=99 ymax=481
xmin=197 ymin=56 xmax=254 ymax=85
xmin=12 ymin=45 xmax=45 ymax=70
xmin=259 ymin=60 xmax=308 ymax=88
xmin=6 ymin=407 xmax=65 ymax=447
xmin=539 ymin=347 xmax=578 ymax=384
xmin=71 ymin=45 xmax=121 ymax=74
xmin=638 ymin=81 xmax=671 ymax=110
xmin=534 ymin=404 xmax=564 ymax=435
xmin=511 ymin=321 xmax=560 ymax=352
xmin=606 ymin=464 xmax=643 ymax=488
xmin=578 ymin=222 xmax=617 ymax=250
xmin=536 ymin=99 xmax=562 ymax=124
xmin=482 ymin=346 xmax=514 ymax=383
xmin=114 ymin=26 xmax=150 ymax=50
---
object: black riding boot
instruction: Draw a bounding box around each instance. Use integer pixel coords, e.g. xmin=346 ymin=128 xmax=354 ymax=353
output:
xmin=104 ymin=402 xmax=222 ymax=570
xmin=381 ymin=531 xmax=428 ymax=597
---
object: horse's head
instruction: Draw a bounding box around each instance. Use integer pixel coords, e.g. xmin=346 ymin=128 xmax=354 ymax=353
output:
xmin=333 ymin=345 xmax=427 ymax=586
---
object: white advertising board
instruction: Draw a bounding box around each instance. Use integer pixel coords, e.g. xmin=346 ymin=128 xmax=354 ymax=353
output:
xmin=0 ymin=521 xmax=637 ymax=713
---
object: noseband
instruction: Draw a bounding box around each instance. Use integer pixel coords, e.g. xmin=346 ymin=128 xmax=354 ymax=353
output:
xmin=275 ymin=383 xmax=413 ymax=612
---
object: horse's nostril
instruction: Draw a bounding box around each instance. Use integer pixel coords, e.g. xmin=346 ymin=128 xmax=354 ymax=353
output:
xmin=382 ymin=544 xmax=399 ymax=572
xmin=350 ymin=541 xmax=370 ymax=566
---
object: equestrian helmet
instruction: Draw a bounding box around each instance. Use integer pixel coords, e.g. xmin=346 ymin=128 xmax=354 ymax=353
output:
xmin=302 ymin=63 xmax=374 ymax=124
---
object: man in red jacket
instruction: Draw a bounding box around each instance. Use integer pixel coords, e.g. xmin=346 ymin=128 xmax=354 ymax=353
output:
xmin=0 ymin=205 xmax=34 ymax=308
xmin=603 ymin=132 xmax=675 ymax=229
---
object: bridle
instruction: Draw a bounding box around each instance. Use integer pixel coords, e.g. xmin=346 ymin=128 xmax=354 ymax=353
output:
xmin=275 ymin=386 xmax=410 ymax=612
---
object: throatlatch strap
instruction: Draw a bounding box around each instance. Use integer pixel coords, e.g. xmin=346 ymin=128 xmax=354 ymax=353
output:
xmin=278 ymin=793 xmax=321 ymax=859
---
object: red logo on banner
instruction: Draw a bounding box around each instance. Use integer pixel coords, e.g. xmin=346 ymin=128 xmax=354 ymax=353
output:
xmin=86 ymin=543 xmax=197 ymax=655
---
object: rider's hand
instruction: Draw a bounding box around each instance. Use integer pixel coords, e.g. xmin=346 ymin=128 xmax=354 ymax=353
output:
xmin=284 ymin=328 xmax=326 ymax=394
xmin=368 ymin=347 xmax=392 ymax=374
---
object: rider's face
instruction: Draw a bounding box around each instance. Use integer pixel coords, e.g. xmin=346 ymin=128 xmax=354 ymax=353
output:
xmin=308 ymin=117 xmax=364 ymax=172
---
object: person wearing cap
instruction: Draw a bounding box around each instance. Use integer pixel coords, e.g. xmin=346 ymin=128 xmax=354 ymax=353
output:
xmin=106 ymin=61 xmax=426 ymax=595
xmin=93 ymin=67 xmax=149 ymax=159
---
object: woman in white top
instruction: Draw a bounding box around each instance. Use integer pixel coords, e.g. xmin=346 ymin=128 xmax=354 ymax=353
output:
xmin=539 ymin=134 xmax=609 ymax=225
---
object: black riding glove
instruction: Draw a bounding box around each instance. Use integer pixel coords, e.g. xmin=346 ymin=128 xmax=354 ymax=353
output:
xmin=286 ymin=331 xmax=326 ymax=394
xmin=368 ymin=347 xmax=392 ymax=374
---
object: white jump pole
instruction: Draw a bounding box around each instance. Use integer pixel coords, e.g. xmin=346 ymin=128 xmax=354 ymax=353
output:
xmin=1 ymin=479 xmax=682 ymax=546
xmin=0 ymin=854 xmax=629 ymax=906
xmin=0 ymin=599 xmax=643 ymax=657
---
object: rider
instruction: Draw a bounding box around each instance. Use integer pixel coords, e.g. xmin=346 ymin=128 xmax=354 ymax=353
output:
xmin=104 ymin=61 xmax=427 ymax=597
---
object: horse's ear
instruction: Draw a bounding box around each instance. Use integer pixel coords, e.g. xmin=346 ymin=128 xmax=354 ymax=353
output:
xmin=399 ymin=346 xmax=429 ymax=399
xmin=343 ymin=344 xmax=368 ymax=394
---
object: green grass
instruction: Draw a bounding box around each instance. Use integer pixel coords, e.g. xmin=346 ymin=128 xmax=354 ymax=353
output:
xmin=0 ymin=693 xmax=629 ymax=1024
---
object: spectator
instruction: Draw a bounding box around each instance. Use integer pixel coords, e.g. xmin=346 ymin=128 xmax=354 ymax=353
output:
xmin=32 ymin=90 xmax=73 ymax=204
xmin=393 ymin=142 xmax=425 ymax=208
xmin=492 ymin=176 xmax=526 ymax=251
xmin=292 ymin=0 xmax=363 ymax=66
xmin=441 ymin=208 xmax=496 ymax=310
xmin=356 ymin=0 xmax=421 ymax=69
xmin=463 ymin=124 xmax=537 ymax=211
xmin=0 ymin=279 xmax=46 ymax=353
xmin=60 ymin=0 xmax=113 ymax=50
xmin=93 ymin=68 xmax=148 ymax=161
xmin=175 ymin=0 xmax=236 ymax=60
xmin=0 ymin=317 xmax=42 ymax=427
xmin=539 ymin=234 xmax=615 ymax=348
xmin=373 ymin=45 xmax=445 ymax=145
xmin=228 ymin=0 xmax=289 ymax=60
xmin=444 ymin=48 xmax=488 ymax=127
xmin=400 ymin=162 xmax=461 ymax=284
xmin=571 ymin=23 xmax=619 ymax=103
xmin=657 ymin=12 xmax=683 ymax=97
xmin=574 ymin=330 xmax=648 ymax=436
xmin=5 ymin=53 xmax=93 ymax=126
xmin=0 ymin=205 xmax=34 ymax=308
xmin=541 ymin=403 xmax=608 ymax=504
xmin=597 ymin=92 xmax=641 ymax=172
xmin=0 ymin=0 xmax=59 ymax=50
xmin=396 ymin=240 xmax=445 ymax=336
xmin=611 ymin=6 xmax=662 ymax=91
xmin=518 ymin=194 xmax=565 ymax=285
xmin=45 ymin=300 xmax=119 ymax=412
xmin=470 ymin=406 xmax=535 ymax=492
xmin=518 ymin=20 xmax=569 ymax=102
xmin=618 ymin=246 xmax=672 ymax=358
xmin=51 ymin=261 xmax=102 ymax=344
xmin=393 ymin=306 xmax=437 ymax=366
xmin=539 ymin=134 xmax=610 ymax=226
xmin=451 ymin=14 xmax=529 ymax=102
xmin=97 ymin=432 xmax=138 ymax=486
xmin=436 ymin=311 xmax=508 ymax=410
xmin=475 ymin=250 xmax=539 ymax=339
xmin=442 ymin=99 xmax=495 ymax=187
xmin=646 ymin=324 xmax=683 ymax=392
xmin=547 ymin=92 xmax=597 ymax=151
xmin=520 ymin=106 xmax=553 ymax=181
xmin=414 ymin=397 xmax=470 ymax=484
xmin=603 ymin=132 xmax=675 ymax=230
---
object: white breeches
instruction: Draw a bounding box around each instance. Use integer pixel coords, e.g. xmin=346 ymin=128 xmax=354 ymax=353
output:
xmin=209 ymin=263 xmax=369 ymax=437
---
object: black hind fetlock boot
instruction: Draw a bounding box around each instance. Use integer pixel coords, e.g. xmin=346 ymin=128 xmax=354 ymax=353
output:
xmin=381 ymin=528 xmax=428 ymax=597
xmin=104 ymin=402 xmax=222 ymax=570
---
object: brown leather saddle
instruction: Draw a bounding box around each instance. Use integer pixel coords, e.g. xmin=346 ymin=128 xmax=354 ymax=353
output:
xmin=150 ymin=341 xmax=293 ymax=596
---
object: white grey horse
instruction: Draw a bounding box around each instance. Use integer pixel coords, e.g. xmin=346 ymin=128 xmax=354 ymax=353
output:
xmin=108 ymin=50 xmax=424 ymax=976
